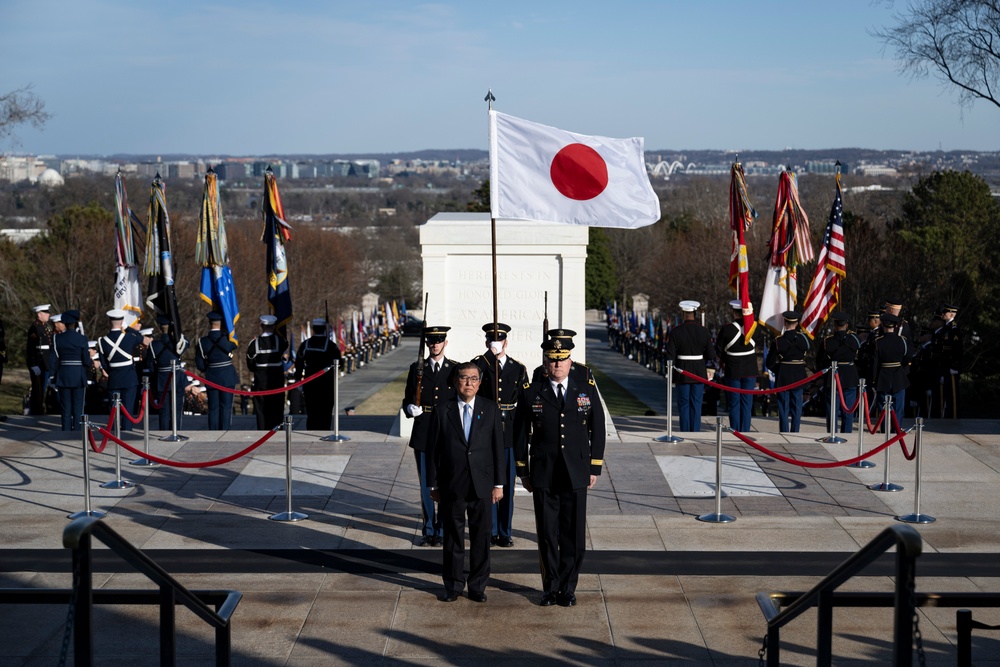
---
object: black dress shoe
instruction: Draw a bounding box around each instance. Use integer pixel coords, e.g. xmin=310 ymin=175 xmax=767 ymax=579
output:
xmin=498 ymin=537 xmax=514 ymax=547
xmin=469 ymin=591 xmax=487 ymax=603
xmin=418 ymin=536 xmax=430 ymax=546
xmin=431 ymin=536 xmax=442 ymax=546
xmin=539 ymin=592 xmax=558 ymax=606
xmin=490 ymin=535 xmax=498 ymax=546
xmin=440 ymin=592 xmax=459 ymax=602
xmin=557 ymin=592 xmax=577 ymax=607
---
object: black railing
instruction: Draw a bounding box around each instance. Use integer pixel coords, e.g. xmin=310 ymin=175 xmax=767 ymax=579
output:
xmin=756 ymin=524 xmax=922 ymax=666
xmin=57 ymin=515 xmax=242 ymax=666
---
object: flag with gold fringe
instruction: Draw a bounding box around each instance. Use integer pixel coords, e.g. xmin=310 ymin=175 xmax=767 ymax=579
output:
xmin=728 ymin=160 xmax=757 ymax=344
xmin=143 ymin=174 xmax=186 ymax=352
xmin=800 ymin=171 xmax=846 ymax=338
xmin=196 ymin=168 xmax=240 ymax=345
xmin=261 ymin=166 xmax=293 ymax=338
xmin=758 ymin=171 xmax=813 ymax=334
xmin=113 ymin=171 xmax=144 ymax=328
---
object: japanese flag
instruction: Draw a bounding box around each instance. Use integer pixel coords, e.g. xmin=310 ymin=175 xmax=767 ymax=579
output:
xmin=489 ymin=110 xmax=661 ymax=228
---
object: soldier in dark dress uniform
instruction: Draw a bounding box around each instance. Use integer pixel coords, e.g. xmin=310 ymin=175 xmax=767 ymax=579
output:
xmin=246 ymin=314 xmax=288 ymax=430
xmin=873 ymin=313 xmax=911 ymax=425
xmin=97 ymin=309 xmax=143 ymax=431
xmin=50 ymin=311 xmax=90 ymax=431
xmin=148 ymin=315 xmax=189 ymax=430
xmin=472 ymin=322 xmax=529 ymax=547
xmin=766 ymin=311 xmax=810 ymax=433
xmin=934 ymin=304 xmax=962 ymax=418
xmin=514 ymin=337 xmax=606 ymax=608
xmin=716 ymin=299 xmax=758 ymax=432
xmin=817 ymin=312 xmax=860 ymax=434
xmin=26 ymin=304 xmax=54 ymax=415
xmin=294 ymin=318 xmax=342 ymax=431
xmin=402 ymin=325 xmax=456 ymax=546
xmin=665 ymin=300 xmax=714 ymax=432
xmin=195 ymin=311 xmax=238 ymax=430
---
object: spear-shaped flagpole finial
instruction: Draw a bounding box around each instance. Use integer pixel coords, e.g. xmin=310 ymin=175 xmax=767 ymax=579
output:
xmin=266 ymin=164 xmax=273 ymax=175
xmin=484 ymin=89 xmax=496 ymax=110
xmin=835 ymin=160 xmax=842 ymax=175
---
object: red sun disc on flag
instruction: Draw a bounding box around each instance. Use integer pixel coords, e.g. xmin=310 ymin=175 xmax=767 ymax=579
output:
xmin=550 ymin=143 xmax=609 ymax=201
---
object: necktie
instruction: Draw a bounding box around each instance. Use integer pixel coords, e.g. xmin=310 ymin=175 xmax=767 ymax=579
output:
xmin=463 ymin=403 xmax=472 ymax=440
xmin=432 ymin=361 xmax=439 ymax=374
xmin=557 ymin=384 xmax=565 ymax=409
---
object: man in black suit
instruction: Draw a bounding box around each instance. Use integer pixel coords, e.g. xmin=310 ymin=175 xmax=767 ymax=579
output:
xmin=515 ymin=337 xmax=606 ymax=608
xmin=427 ymin=362 xmax=504 ymax=603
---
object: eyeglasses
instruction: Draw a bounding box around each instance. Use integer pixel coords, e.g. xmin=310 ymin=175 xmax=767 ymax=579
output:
xmin=456 ymin=375 xmax=481 ymax=383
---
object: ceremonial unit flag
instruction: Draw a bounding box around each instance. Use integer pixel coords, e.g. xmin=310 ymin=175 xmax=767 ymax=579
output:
xmin=113 ymin=172 xmax=143 ymax=328
xmin=143 ymin=175 xmax=186 ymax=350
xmin=800 ymin=174 xmax=847 ymax=338
xmin=758 ymin=171 xmax=813 ymax=333
xmin=262 ymin=167 xmax=293 ymax=336
xmin=728 ymin=161 xmax=757 ymax=343
xmin=489 ymin=110 xmax=660 ymax=228
xmin=196 ymin=169 xmax=241 ymax=344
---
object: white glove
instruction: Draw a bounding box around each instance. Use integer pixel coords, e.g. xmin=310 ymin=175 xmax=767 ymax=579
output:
xmin=406 ymin=404 xmax=423 ymax=418
xmin=950 ymin=368 xmax=959 ymax=376
xmin=30 ymin=366 xmax=41 ymax=376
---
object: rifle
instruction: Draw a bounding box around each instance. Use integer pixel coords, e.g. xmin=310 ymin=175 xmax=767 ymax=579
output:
xmin=414 ymin=293 xmax=429 ymax=405
xmin=542 ymin=291 xmax=549 ymax=342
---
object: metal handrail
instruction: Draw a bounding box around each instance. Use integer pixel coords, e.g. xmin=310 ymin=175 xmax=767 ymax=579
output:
xmin=63 ymin=516 xmax=242 ymax=666
xmin=756 ymin=523 xmax=922 ymax=666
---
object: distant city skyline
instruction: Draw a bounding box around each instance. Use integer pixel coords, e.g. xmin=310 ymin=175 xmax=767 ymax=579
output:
xmin=2 ymin=1 xmax=998 ymax=156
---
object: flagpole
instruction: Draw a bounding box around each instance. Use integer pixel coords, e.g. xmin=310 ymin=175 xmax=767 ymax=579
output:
xmin=485 ymin=89 xmax=500 ymax=404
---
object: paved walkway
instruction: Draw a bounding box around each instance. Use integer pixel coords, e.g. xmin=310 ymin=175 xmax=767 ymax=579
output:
xmin=2 ymin=329 xmax=1000 ymax=665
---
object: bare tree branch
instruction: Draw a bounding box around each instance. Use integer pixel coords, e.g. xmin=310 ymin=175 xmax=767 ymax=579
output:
xmin=0 ymin=85 xmax=50 ymax=143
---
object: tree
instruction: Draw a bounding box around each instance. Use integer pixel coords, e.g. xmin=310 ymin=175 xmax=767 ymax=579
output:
xmin=585 ymin=228 xmax=616 ymax=309
xmin=0 ymin=85 xmax=50 ymax=143
xmin=873 ymin=0 xmax=1000 ymax=110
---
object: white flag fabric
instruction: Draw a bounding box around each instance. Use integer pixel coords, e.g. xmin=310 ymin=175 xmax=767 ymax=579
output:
xmin=114 ymin=265 xmax=142 ymax=329
xmin=489 ymin=110 xmax=660 ymax=228
xmin=757 ymin=265 xmax=797 ymax=335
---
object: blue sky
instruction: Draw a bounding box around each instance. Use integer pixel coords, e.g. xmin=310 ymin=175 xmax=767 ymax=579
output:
xmin=2 ymin=1 xmax=996 ymax=155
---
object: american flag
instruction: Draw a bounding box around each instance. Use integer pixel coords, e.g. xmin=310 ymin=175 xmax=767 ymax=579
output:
xmin=800 ymin=174 xmax=846 ymax=337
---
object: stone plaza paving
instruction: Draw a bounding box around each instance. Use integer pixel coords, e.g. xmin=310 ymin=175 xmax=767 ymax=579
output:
xmin=1 ymin=329 xmax=999 ymax=665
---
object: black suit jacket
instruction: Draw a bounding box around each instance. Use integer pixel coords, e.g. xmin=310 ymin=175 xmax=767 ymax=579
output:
xmin=426 ymin=399 xmax=504 ymax=502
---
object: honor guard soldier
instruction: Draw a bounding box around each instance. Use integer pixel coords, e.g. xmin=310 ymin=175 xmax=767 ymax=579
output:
xmin=135 ymin=326 xmax=154 ymax=399
xmin=666 ymin=300 xmax=714 ymax=432
xmin=766 ymin=311 xmax=809 ymax=433
xmin=817 ymin=312 xmax=860 ymax=434
xmin=873 ymin=313 xmax=911 ymax=424
xmin=26 ymin=304 xmax=54 ymax=415
xmin=514 ymin=337 xmax=605 ymax=608
xmin=716 ymin=299 xmax=758 ymax=432
xmin=531 ymin=329 xmax=594 ymax=387
xmin=246 ymin=314 xmax=289 ymax=430
xmin=51 ymin=313 xmax=65 ymax=334
xmin=933 ymin=304 xmax=962 ymax=418
xmin=294 ymin=318 xmax=342 ymax=431
xmin=50 ymin=310 xmax=90 ymax=431
xmin=97 ymin=309 xmax=143 ymax=430
xmin=402 ymin=325 xmax=456 ymax=546
xmin=196 ymin=312 xmax=238 ymax=430
xmin=148 ymin=315 xmax=189 ymax=430
xmin=472 ymin=322 xmax=529 ymax=548
xmin=883 ymin=298 xmax=913 ymax=341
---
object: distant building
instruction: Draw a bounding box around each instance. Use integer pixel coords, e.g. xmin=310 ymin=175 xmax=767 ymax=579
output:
xmin=0 ymin=155 xmax=48 ymax=182
xmin=805 ymin=161 xmax=848 ymax=174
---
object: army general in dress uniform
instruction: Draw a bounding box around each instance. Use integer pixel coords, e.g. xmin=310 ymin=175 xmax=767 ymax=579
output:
xmin=402 ymin=325 xmax=457 ymax=546
xmin=514 ymin=337 xmax=606 ymax=608
xmin=294 ymin=318 xmax=342 ymax=431
xmin=196 ymin=311 xmax=238 ymax=430
xmin=472 ymin=322 xmax=529 ymax=548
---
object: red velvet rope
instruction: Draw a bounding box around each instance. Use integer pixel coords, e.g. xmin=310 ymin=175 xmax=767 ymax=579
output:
xmin=184 ymin=365 xmax=331 ymax=396
xmin=731 ymin=426 xmax=910 ymax=468
xmin=93 ymin=423 xmax=281 ymax=468
xmin=834 ymin=374 xmax=862 ymax=413
xmin=863 ymin=391 xmax=888 ymax=434
xmin=149 ymin=372 xmax=173 ymax=410
xmin=87 ymin=410 xmax=118 ymax=453
xmin=119 ymin=391 xmax=146 ymax=424
xmin=675 ymin=367 xmax=826 ymax=394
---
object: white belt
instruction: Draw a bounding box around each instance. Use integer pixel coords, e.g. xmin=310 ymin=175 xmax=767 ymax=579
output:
xmin=728 ymin=350 xmax=755 ymax=356
xmin=209 ymin=361 xmax=233 ymax=368
xmin=109 ymin=360 xmax=133 ymax=368
xmin=678 ymin=355 xmax=703 ymax=360
xmin=39 ymin=345 xmax=51 ymax=350
xmin=255 ymin=362 xmax=282 ymax=367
